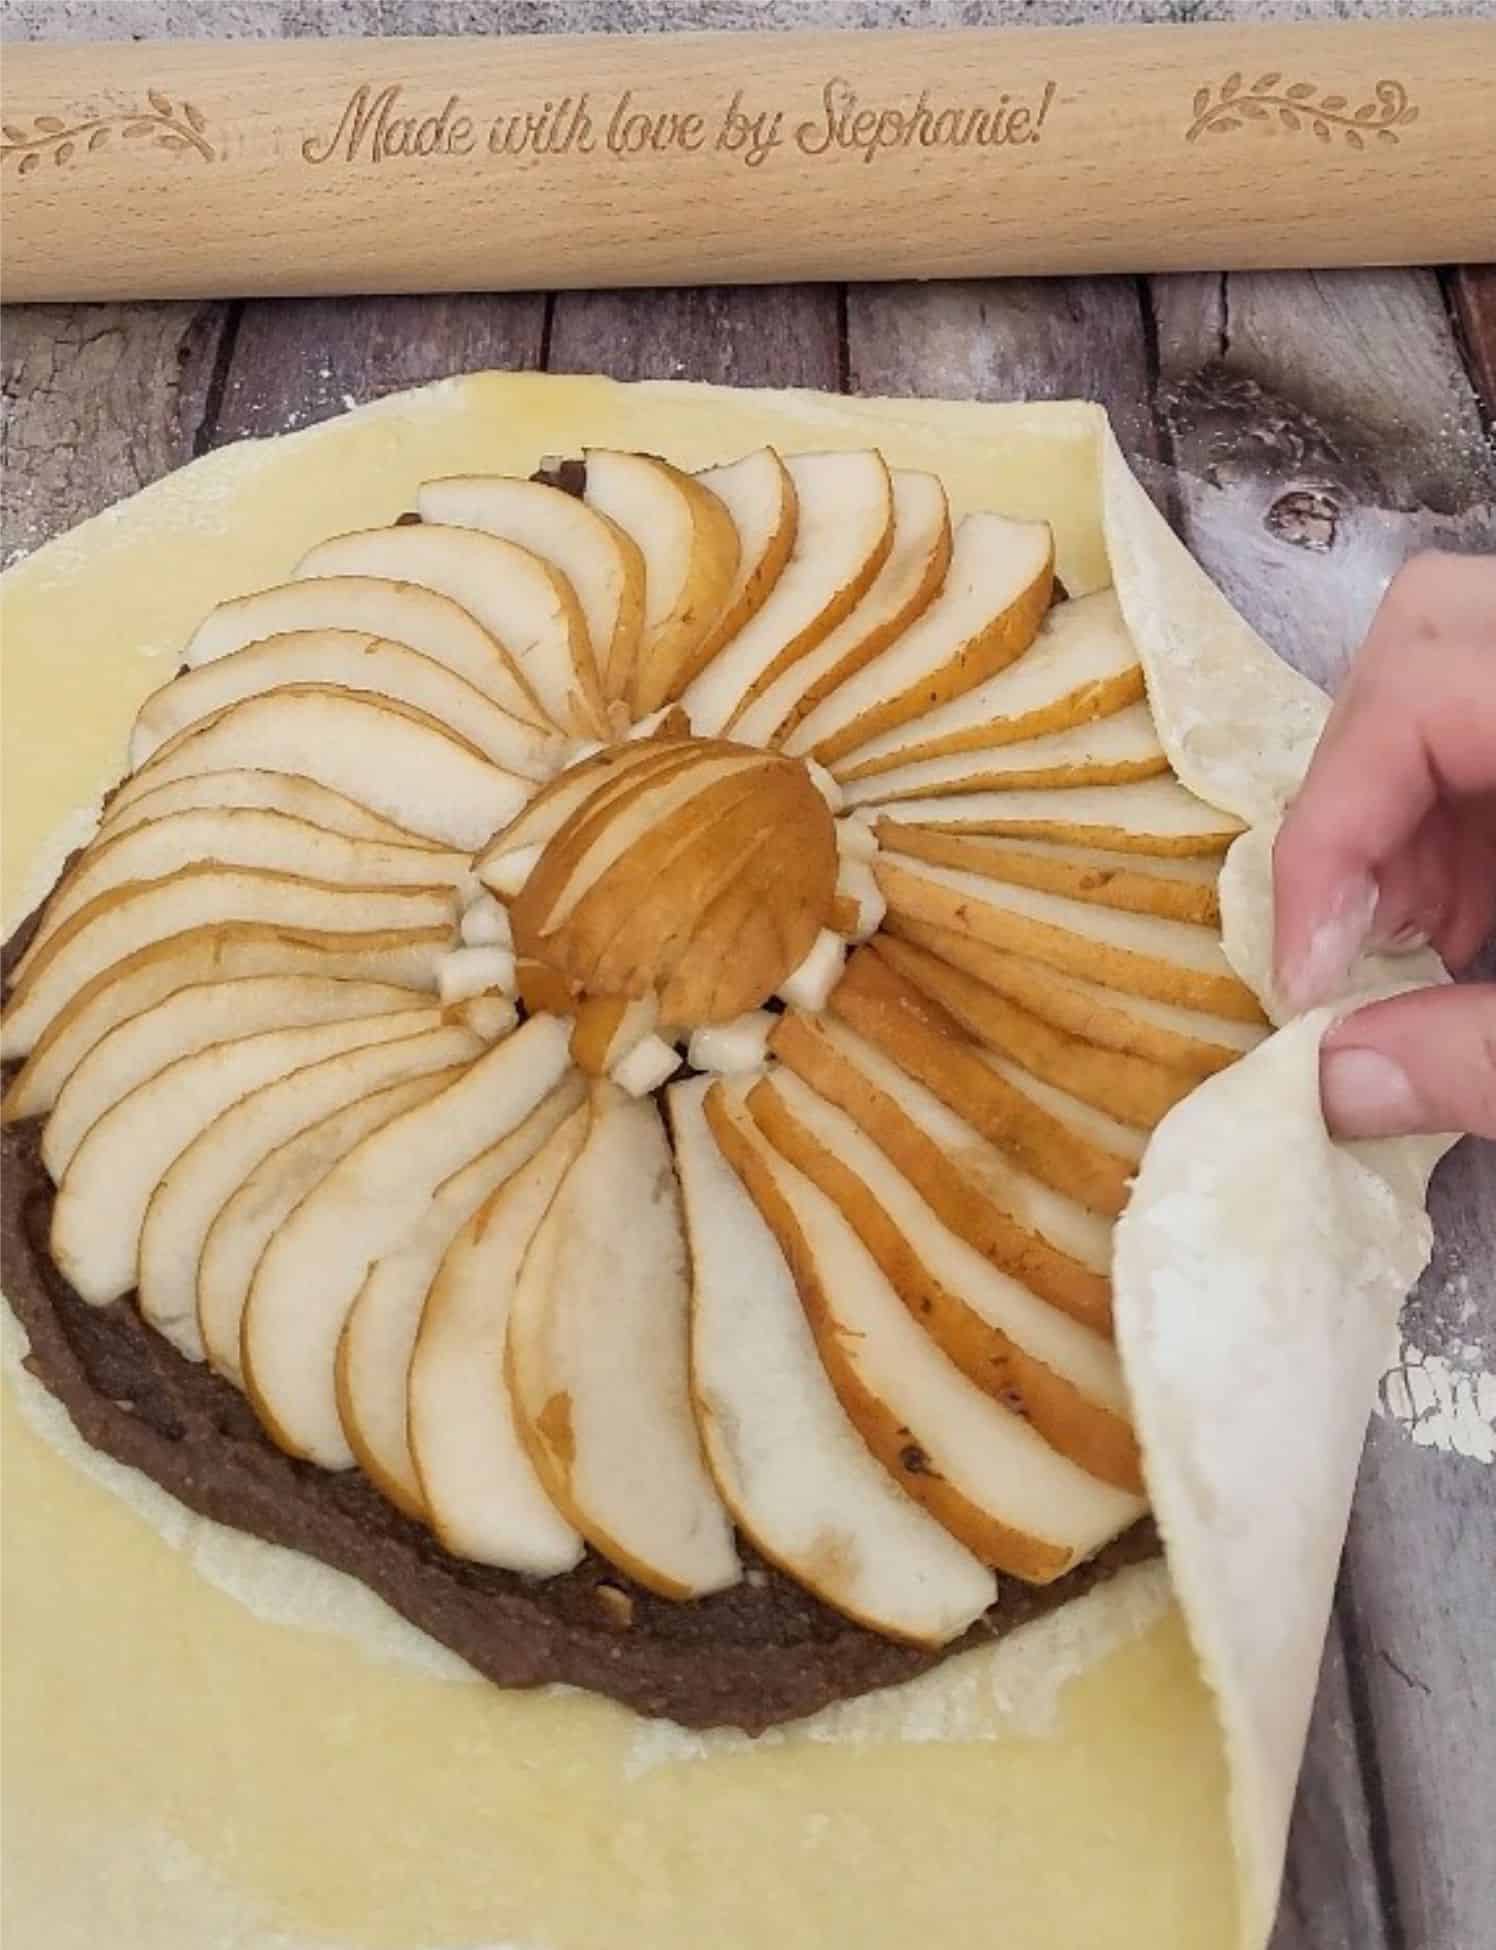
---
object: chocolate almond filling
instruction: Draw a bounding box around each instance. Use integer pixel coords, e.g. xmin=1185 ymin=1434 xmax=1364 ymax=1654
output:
xmin=3 ymin=897 xmax=1155 ymax=1733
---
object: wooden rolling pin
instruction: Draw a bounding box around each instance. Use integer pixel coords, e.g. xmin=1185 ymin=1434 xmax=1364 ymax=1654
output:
xmin=2 ymin=21 xmax=1492 ymax=301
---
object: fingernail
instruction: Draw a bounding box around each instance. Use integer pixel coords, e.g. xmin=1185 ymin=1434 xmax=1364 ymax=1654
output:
xmin=1280 ymin=873 xmax=1378 ymax=1013
xmin=1321 ymin=1047 xmax=1420 ymax=1139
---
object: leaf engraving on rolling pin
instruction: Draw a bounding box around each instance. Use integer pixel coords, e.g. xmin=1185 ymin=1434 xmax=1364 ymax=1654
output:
xmin=0 ymin=96 xmax=216 ymax=175
xmin=1185 ymin=75 xmax=1415 ymax=147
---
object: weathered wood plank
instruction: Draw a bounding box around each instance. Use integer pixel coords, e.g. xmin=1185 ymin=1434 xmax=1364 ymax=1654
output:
xmin=1151 ymin=262 xmax=1496 ymax=1950
xmin=1148 ymin=267 xmax=1496 ymax=689
xmin=1448 ymin=265 xmax=1496 ymax=425
xmin=1268 ymin=1602 xmax=1396 ymax=1950
xmin=844 ymin=276 xmax=1159 ymax=470
xmin=0 ymin=300 xmax=230 ymax=565
xmin=547 ymin=284 xmax=842 ymax=389
xmin=208 ymin=292 xmax=546 ymax=444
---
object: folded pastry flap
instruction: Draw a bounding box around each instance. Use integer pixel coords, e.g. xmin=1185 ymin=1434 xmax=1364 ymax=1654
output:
xmin=1 ymin=374 xmax=1446 ymax=1950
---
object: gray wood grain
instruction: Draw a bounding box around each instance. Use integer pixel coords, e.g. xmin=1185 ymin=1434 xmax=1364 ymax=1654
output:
xmin=208 ymin=291 xmax=547 ymax=444
xmin=1450 ymin=265 xmax=1496 ymax=425
xmin=845 ymin=276 xmax=1159 ymax=469
xmin=547 ymin=283 xmax=842 ymax=389
xmin=1148 ymin=268 xmax=1496 ymax=689
xmin=0 ymin=300 xmax=229 ymax=566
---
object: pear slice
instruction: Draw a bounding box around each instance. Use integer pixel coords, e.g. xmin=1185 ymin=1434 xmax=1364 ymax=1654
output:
xmin=729 ymin=470 xmax=952 ymax=750
xmin=876 ymin=825 xmax=1220 ymax=926
xmin=14 ymin=809 xmax=474 ymax=980
xmin=682 ymin=447 xmax=799 ymax=689
xmin=872 ymin=934 xmax=1192 ymax=1130
xmin=42 ymin=975 xmax=428 ymax=1181
xmin=682 ymin=451 xmax=894 ymax=735
xmin=881 ymin=913 xmax=1265 ymax=1076
xmin=241 ymin=1014 xmax=572 ymax=1469
xmin=516 ymin=750 xmax=774 ymax=939
xmin=139 ymin=1019 xmax=499 ymax=1364
xmin=871 ymin=776 xmax=1245 ymax=856
xmin=418 ymin=474 xmax=643 ymax=711
xmin=507 ymin=1083 xmax=739 ymax=1600
xmin=408 ymin=1111 xmax=590 ymax=1573
xmin=336 ymin=1078 xmax=586 ymax=1515
xmin=104 ymin=687 xmax=530 ymax=852
xmin=834 ymin=589 xmax=1143 ymax=779
xmin=744 ymin=1069 xmax=1141 ymax=1492
xmin=2 ymin=868 xmax=456 ymax=1061
xmin=579 ymin=451 xmax=740 ymax=716
xmin=2 ymin=922 xmax=448 ymax=1124
xmin=131 ymin=631 xmax=558 ymax=779
xmin=668 ymin=1077 xmax=994 ymax=1643
xmin=783 ymin=513 xmax=1054 ymax=766
xmin=769 ymin=1010 xmax=1114 ymax=1330
xmin=183 ymin=574 xmax=548 ymax=728
xmin=198 ymin=1066 xmax=462 ymax=1384
xmin=704 ymin=1085 xmax=1143 ymax=1581
xmin=841 ymin=702 xmax=1168 ymax=808
xmin=297 ymin=524 xmax=606 ymax=736
xmin=97 ymin=770 xmax=424 ymax=848
xmin=474 ymin=737 xmax=705 ymax=896
xmin=875 ymin=854 xmax=1265 ymax=1021
xmin=831 ymin=947 xmax=1135 ymax=1218
xmin=50 ymin=1007 xmax=453 ymax=1307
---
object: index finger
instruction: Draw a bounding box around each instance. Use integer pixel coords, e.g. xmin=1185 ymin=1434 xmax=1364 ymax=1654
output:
xmin=1273 ymin=556 xmax=1496 ymax=1009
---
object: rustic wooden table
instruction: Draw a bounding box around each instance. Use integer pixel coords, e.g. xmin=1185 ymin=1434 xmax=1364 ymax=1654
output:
xmin=3 ymin=5 xmax=1494 ymax=1949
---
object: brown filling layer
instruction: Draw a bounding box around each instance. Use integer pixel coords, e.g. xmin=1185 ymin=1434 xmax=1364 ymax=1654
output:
xmin=2 ymin=902 xmax=1155 ymax=1734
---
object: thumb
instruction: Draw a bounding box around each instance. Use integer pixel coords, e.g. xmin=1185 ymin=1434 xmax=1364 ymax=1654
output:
xmin=1320 ymin=984 xmax=1496 ymax=1141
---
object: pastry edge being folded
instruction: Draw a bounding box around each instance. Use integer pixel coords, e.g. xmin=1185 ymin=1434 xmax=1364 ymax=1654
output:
xmin=0 ymin=380 xmax=1456 ymax=1950
xmin=1101 ymin=418 xmax=1455 ymax=1950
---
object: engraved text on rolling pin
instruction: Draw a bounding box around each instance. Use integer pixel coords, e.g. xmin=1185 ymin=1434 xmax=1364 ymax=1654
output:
xmin=299 ymin=79 xmax=1061 ymax=169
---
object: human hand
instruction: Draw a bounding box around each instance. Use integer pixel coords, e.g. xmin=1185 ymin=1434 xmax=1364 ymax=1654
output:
xmin=1272 ymin=551 xmax=1496 ymax=1141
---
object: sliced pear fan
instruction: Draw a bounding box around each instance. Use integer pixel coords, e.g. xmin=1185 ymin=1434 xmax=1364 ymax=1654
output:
xmin=744 ymin=1067 xmax=1141 ymax=1491
xmin=41 ymin=974 xmax=428 ymax=1181
xmin=705 ymin=1084 xmax=1143 ymax=1582
xmin=784 ymin=512 xmax=1054 ymax=765
xmin=880 ymin=913 xmax=1265 ymax=1075
xmin=834 ymin=589 xmax=1143 ymax=779
xmin=408 ymin=1110 xmax=590 ymax=1574
xmin=876 ymin=826 xmax=1221 ymax=926
xmin=296 ymin=524 xmax=606 ymax=737
xmin=139 ymin=1019 xmax=498 ymax=1364
xmin=683 ymin=451 xmax=894 ymax=735
xmin=669 ymin=1077 xmax=995 ymax=1644
xmin=873 ymin=933 xmax=1194 ymax=1129
xmin=770 ymin=1009 xmax=1115 ymax=1327
xmin=130 ymin=631 xmax=558 ymax=779
xmin=50 ymin=1007 xmax=455 ymax=1307
xmin=871 ymin=775 xmax=1245 ymax=856
xmin=580 ymin=451 xmax=741 ymax=716
xmin=337 ymin=1077 xmax=586 ymax=1516
xmin=197 ymin=1066 xmax=464 ymax=1385
xmin=241 ymin=1015 xmax=572 ymax=1469
xmin=729 ymin=469 xmax=952 ymax=750
xmin=831 ymin=947 xmax=1136 ymax=1219
xmin=417 ymin=474 xmax=644 ymax=709
xmin=841 ymin=700 xmax=1169 ymax=808
xmin=2 ymin=922 xmax=449 ymax=1122
xmin=507 ymin=1083 xmax=739 ymax=1600
xmin=876 ymin=853 xmax=1265 ymax=1020
xmin=13 ymin=809 xmax=474 ymax=980
xmin=101 ymin=687 xmax=530 ymax=852
xmin=96 ymin=770 xmax=425 ymax=848
xmin=2 ymin=869 xmax=457 ymax=1062
xmin=683 ymin=447 xmax=799 ymax=688
xmin=182 ymin=574 xmax=548 ymax=727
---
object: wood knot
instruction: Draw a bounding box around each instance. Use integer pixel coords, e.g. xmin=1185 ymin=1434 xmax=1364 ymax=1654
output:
xmin=1264 ymin=488 xmax=1341 ymax=552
